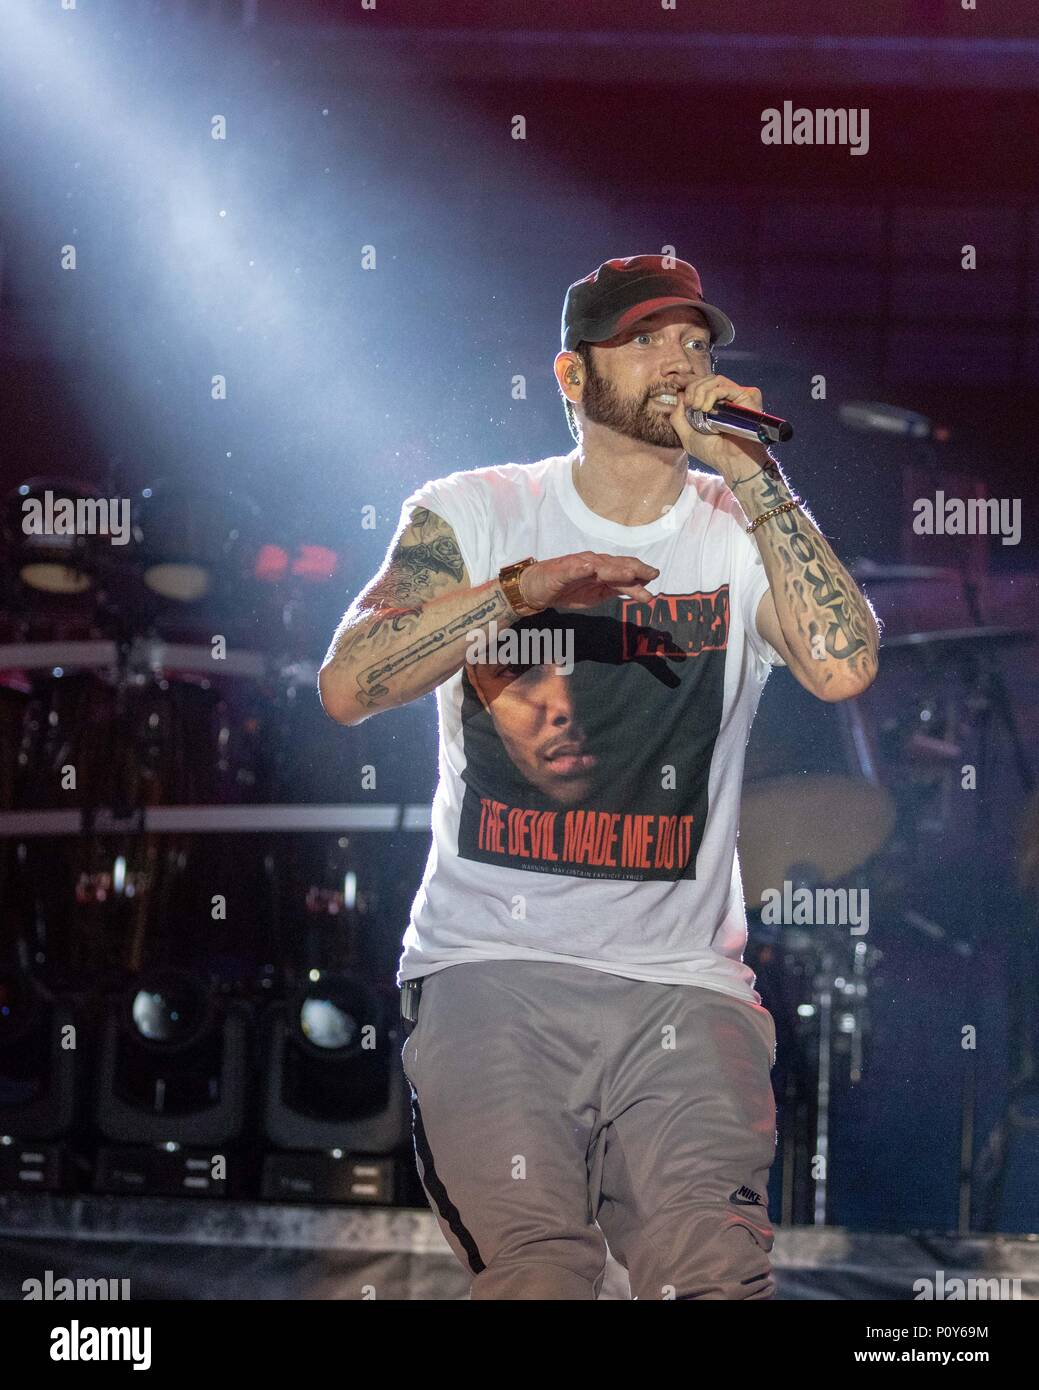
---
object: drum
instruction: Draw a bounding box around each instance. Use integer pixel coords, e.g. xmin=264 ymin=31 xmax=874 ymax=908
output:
xmin=134 ymin=481 xmax=262 ymax=605
xmin=1 ymin=638 xmax=269 ymax=811
xmin=3 ymin=478 xmax=108 ymax=600
xmin=0 ymin=639 xmax=273 ymax=994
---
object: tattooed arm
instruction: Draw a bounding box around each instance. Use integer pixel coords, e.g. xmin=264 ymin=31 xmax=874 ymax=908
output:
xmin=668 ymin=373 xmax=879 ymax=704
xmin=731 ymin=453 xmax=880 ymax=701
xmin=318 ymin=504 xmax=515 ymax=726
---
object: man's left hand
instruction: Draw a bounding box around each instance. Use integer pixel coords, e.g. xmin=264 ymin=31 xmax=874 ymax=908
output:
xmin=668 ymin=374 xmax=771 ymax=482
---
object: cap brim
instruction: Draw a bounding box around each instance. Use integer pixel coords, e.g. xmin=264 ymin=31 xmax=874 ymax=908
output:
xmin=586 ymin=296 xmax=735 ymax=348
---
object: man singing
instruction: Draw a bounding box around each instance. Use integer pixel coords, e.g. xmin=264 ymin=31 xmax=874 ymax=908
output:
xmin=318 ymin=254 xmax=879 ymax=1300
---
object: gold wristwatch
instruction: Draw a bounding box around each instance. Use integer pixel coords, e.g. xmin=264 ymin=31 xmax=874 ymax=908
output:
xmin=497 ymin=556 xmax=542 ymax=617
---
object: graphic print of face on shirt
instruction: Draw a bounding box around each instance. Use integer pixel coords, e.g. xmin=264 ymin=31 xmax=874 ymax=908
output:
xmin=467 ymin=659 xmax=598 ymax=808
xmin=455 ymin=590 xmax=730 ymax=883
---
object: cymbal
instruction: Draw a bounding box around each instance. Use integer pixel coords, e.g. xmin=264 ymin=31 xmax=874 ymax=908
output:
xmin=882 ymin=627 xmax=1035 ymax=654
xmin=739 ymin=775 xmax=895 ymax=909
xmin=850 ymin=558 xmax=959 ymax=583
xmin=0 ymin=638 xmax=268 ymax=679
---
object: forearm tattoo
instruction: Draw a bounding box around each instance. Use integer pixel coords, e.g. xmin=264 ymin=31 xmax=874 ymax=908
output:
xmin=738 ymin=464 xmax=879 ymax=687
xmin=353 ymin=589 xmax=510 ymax=709
xmin=322 ymin=504 xmax=501 ymax=711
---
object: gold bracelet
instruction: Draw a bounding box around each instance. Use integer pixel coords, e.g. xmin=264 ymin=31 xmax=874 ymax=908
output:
xmin=747 ymin=497 xmax=801 ymax=534
xmin=498 ymin=556 xmax=542 ymax=616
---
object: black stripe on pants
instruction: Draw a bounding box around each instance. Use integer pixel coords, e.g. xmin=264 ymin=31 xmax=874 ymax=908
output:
xmin=410 ymin=1087 xmax=486 ymax=1275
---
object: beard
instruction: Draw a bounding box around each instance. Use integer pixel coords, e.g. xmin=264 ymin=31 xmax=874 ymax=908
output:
xmin=579 ymin=362 xmax=682 ymax=448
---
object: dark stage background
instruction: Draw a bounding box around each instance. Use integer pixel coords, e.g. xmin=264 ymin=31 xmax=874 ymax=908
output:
xmin=0 ymin=0 xmax=1037 ymax=1287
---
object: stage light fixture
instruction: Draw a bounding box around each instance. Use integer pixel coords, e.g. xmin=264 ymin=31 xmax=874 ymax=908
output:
xmin=0 ymin=969 xmax=78 ymax=1184
xmin=94 ymin=967 xmax=249 ymax=1190
xmin=129 ymin=971 xmax=213 ymax=1050
xmin=260 ymin=970 xmax=411 ymax=1199
xmin=299 ymin=991 xmax=358 ymax=1052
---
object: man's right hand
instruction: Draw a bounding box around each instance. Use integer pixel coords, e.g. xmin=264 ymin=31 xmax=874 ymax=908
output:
xmin=517 ymin=552 xmax=660 ymax=613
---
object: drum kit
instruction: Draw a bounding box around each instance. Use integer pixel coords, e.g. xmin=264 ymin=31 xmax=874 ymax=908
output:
xmin=739 ymin=557 xmax=1037 ymax=1226
xmin=0 ymin=476 xmax=397 ymax=1001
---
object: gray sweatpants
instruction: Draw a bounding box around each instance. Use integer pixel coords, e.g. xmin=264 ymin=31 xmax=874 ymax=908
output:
xmin=400 ymin=959 xmax=778 ymax=1300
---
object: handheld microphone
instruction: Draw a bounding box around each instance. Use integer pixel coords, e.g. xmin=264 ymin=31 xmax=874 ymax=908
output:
xmin=686 ymin=401 xmax=793 ymax=445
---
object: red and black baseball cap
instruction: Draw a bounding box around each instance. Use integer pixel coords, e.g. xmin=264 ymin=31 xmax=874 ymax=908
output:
xmin=561 ymin=255 xmax=735 ymax=351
